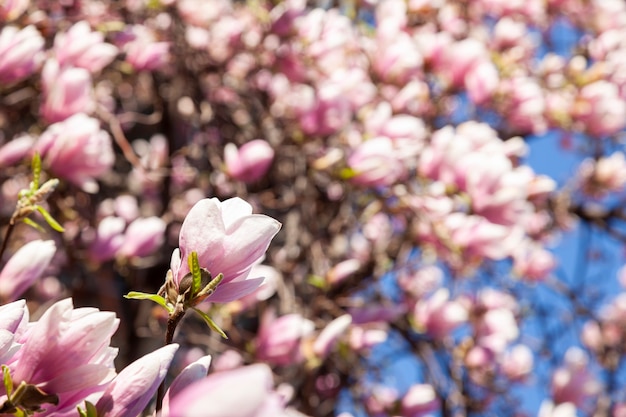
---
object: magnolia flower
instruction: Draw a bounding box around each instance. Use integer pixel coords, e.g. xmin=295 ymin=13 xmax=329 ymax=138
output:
xmin=95 ymin=344 xmax=178 ymax=417
xmin=0 ymin=240 xmax=56 ymax=302
xmin=224 ymin=140 xmax=275 ymax=183
xmin=256 ymin=311 xmax=314 ymax=366
xmin=36 ymin=113 xmax=115 ymax=193
xmin=40 ymin=59 xmax=95 ymax=123
xmin=3 ymin=299 xmax=118 ymax=416
xmin=167 ymin=197 xmax=281 ymax=305
xmin=118 ymin=216 xmax=166 ymax=258
xmin=0 ymin=0 xmax=29 ymax=21
xmin=0 ymin=25 xmax=44 ymax=84
xmin=414 ymin=288 xmax=468 ymax=339
xmin=53 ymin=21 xmax=118 ymax=73
xmin=168 ymin=364 xmax=289 ymax=417
xmin=401 ymin=384 xmax=440 ymax=417
xmin=161 ymin=354 xmax=212 ymax=415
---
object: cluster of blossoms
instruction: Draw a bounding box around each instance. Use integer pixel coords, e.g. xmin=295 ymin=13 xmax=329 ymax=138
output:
xmin=1 ymin=0 xmax=626 ymax=416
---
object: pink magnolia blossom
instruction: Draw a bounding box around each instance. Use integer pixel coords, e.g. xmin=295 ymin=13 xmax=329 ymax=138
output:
xmin=414 ymin=288 xmax=468 ymax=339
xmin=40 ymin=59 xmax=95 ymax=123
xmin=0 ymin=135 xmax=35 ymax=167
xmin=347 ymin=137 xmax=406 ymax=187
xmin=161 ymin=354 xmax=212 ymax=415
xmin=36 ymin=113 xmax=114 ymax=193
xmin=512 ymin=242 xmax=556 ymax=282
xmin=0 ymin=240 xmax=56 ymax=302
xmin=498 ymin=76 xmax=547 ymax=134
xmin=96 ymin=344 xmax=178 ymax=417
xmin=256 ymin=310 xmax=314 ymax=366
xmin=349 ymin=323 xmax=388 ymax=351
xmin=574 ymin=80 xmax=626 ymax=137
xmin=118 ymin=216 xmax=166 ymax=258
xmin=538 ymin=401 xmax=577 ymax=417
xmin=88 ymin=216 xmax=126 ymax=262
xmin=0 ymin=25 xmax=44 ymax=84
xmin=401 ymin=384 xmax=440 ymax=417
xmin=0 ymin=300 xmax=28 ymax=364
xmin=229 ymin=264 xmax=280 ymax=313
xmin=551 ymin=347 xmax=601 ymax=408
xmin=501 ymin=344 xmax=534 ymax=381
xmin=224 ymin=139 xmax=275 ymax=183
xmin=53 ymin=21 xmax=118 ymax=73
xmin=122 ymin=25 xmax=170 ymax=71
xmin=0 ymin=0 xmax=29 ymax=21
xmin=7 ymin=299 xmax=118 ymax=416
xmin=465 ymin=60 xmax=499 ymax=104
xmin=326 ymin=259 xmax=361 ymax=286
xmin=579 ymin=152 xmax=626 ymax=197
xmin=170 ymin=197 xmax=281 ymax=303
xmin=168 ymin=364 xmax=289 ymax=417
xmin=313 ymin=314 xmax=352 ymax=358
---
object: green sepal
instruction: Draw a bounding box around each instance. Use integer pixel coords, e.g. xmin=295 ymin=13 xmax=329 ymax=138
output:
xmin=2 ymin=365 xmax=12 ymax=395
xmin=31 ymin=153 xmax=41 ymax=191
xmin=307 ymin=274 xmax=327 ymax=290
xmin=339 ymin=167 xmax=356 ymax=180
xmin=191 ymin=307 xmax=228 ymax=339
xmin=124 ymin=292 xmax=173 ymax=314
xmin=77 ymin=401 xmax=97 ymax=417
xmin=35 ymin=206 xmax=65 ymax=232
xmin=188 ymin=251 xmax=202 ymax=298
xmin=21 ymin=217 xmax=45 ymax=233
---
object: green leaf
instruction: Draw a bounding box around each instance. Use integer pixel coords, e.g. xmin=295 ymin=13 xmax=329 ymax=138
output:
xmin=31 ymin=153 xmax=41 ymax=191
xmin=77 ymin=401 xmax=98 ymax=417
xmin=21 ymin=218 xmax=45 ymax=233
xmin=124 ymin=292 xmax=173 ymax=314
xmin=2 ymin=365 xmax=12 ymax=395
xmin=191 ymin=307 xmax=228 ymax=339
xmin=35 ymin=206 xmax=64 ymax=232
xmin=188 ymin=251 xmax=202 ymax=298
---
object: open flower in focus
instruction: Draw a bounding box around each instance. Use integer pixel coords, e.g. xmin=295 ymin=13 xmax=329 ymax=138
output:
xmin=168 ymin=197 xmax=281 ymax=305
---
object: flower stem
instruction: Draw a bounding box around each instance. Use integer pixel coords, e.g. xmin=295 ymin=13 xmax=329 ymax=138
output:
xmin=155 ymin=306 xmax=185 ymax=413
xmin=0 ymin=223 xmax=15 ymax=260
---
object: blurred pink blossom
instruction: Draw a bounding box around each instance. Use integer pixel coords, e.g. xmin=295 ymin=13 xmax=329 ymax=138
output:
xmin=88 ymin=216 xmax=126 ymax=262
xmin=313 ymin=314 xmax=351 ymax=358
xmin=512 ymin=242 xmax=556 ymax=281
xmin=347 ymin=137 xmax=406 ymax=187
xmin=122 ymin=25 xmax=170 ymax=71
xmin=96 ymin=344 xmax=178 ymax=417
xmin=551 ymin=347 xmax=601 ymax=408
xmin=414 ymin=288 xmax=468 ymax=339
xmin=256 ymin=310 xmax=314 ymax=366
xmin=224 ymin=139 xmax=275 ymax=183
xmin=579 ymin=152 xmax=626 ymax=197
xmin=0 ymin=0 xmax=29 ymax=21
xmin=0 ymin=25 xmax=44 ymax=84
xmin=161 ymin=354 xmax=212 ymax=415
xmin=0 ymin=135 xmax=35 ymax=167
xmin=168 ymin=364 xmax=289 ymax=417
xmin=36 ymin=113 xmax=114 ymax=193
xmin=118 ymin=216 xmax=166 ymax=258
xmin=40 ymin=59 xmax=95 ymax=123
xmin=53 ymin=21 xmax=118 ymax=73
xmin=501 ymin=344 xmax=534 ymax=381
xmin=0 ymin=240 xmax=56 ymax=302
xmin=574 ymin=80 xmax=626 ymax=137
xmin=401 ymin=384 xmax=439 ymax=417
